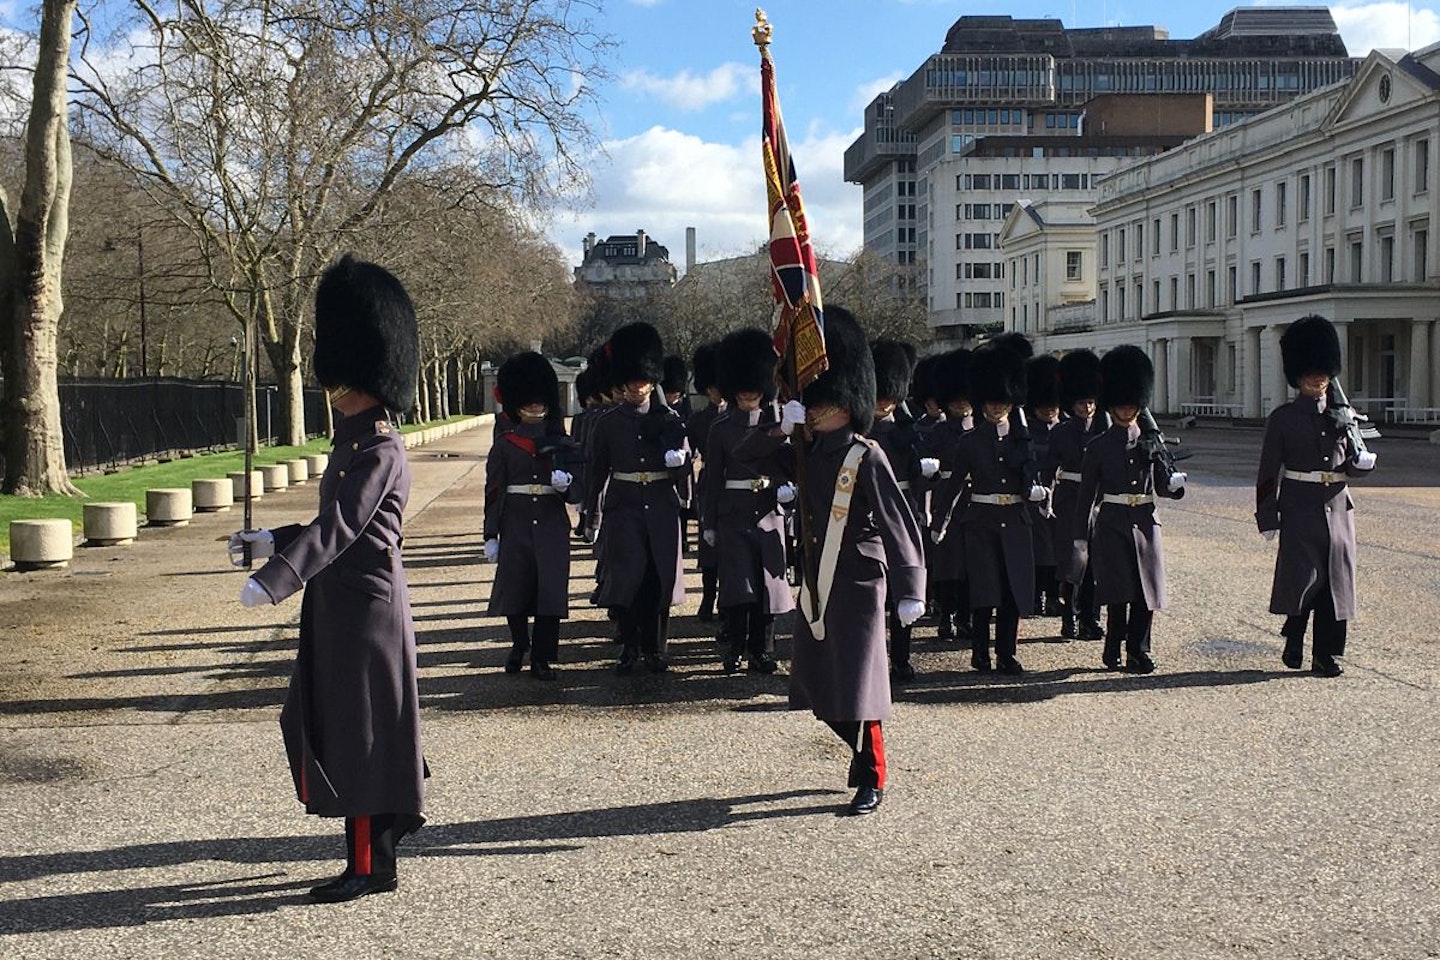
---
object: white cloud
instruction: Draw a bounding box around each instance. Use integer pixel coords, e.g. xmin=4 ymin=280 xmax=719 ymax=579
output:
xmin=619 ymin=62 xmax=753 ymax=112
xmin=626 ymin=0 xmax=664 ymax=6
xmin=547 ymin=124 xmax=864 ymax=275
xmin=850 ymin=73 xmax=905 ymax=114
xmin=1327 ymin=2 xmax=1440 ymax=55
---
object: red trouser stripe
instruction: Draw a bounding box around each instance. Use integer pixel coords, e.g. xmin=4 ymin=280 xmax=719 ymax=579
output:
xmin=353 ymin=815 xmax=372 ymax=876
xmin=867 ymin=720 xmax=887 ymax=790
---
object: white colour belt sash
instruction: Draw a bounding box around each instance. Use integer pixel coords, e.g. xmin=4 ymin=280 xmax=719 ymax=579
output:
xmin=798 ymin=441 xmax=868 ymax=642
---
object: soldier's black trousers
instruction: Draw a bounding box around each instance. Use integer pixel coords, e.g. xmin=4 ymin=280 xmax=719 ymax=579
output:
xmin=1105 ymin=603 xmax=1153 ymax=656
xmin=824 ymin=719 xmax=886 ymax=790
xmin=1060 ymin=566 xmax=1098 ymax=616
xmin=1284 ymin=589 xmax=1347 ymax=657
xmin=721 ymin=603 xmax=774 ymax=658
xmin=344 ymin=814 xmax=399 ymax=878
xmin=972 ymin=571 xmax=1021 ymax=661
xmin=507 ymin=615 xmax=560 ymax=663
xmin=620 ymin=548 xmax=669 ymax=657
xmin=886 ymin=602 xmax=913 ymax=666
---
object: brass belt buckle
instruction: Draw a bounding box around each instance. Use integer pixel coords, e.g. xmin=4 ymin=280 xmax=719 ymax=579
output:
xmin=637 ymin=471 xmax=652 ymax=483
xmin=531 ymin=484 xmax=545 ymax=495
xmin=750 ymin=477 xmax=767 ymax=493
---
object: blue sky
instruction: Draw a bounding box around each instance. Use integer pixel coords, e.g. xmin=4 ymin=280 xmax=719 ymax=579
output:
xmin=555 ymin=0 xmax=1440 ymax=270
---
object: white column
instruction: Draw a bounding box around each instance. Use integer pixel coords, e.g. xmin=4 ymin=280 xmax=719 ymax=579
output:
xmin=1245 ymin=326 xmax=1263 ymax=418
xmin=1173 ymin=336 xmax=1193 ymax=410
xmin=1152 ymin=338 xmax=1170 ymax=414
xmin=1409 ymin=318 xmax=1432 ymax=411
xmin=1259 ymin=325 xmax=1286 ymax=414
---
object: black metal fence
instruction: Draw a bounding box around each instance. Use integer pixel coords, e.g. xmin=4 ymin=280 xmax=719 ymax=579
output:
xmin=52 ymin=378 xmax=328 ymax=473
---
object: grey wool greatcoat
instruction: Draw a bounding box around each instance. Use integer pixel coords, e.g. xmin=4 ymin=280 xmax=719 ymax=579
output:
xmin=1071 ymin=426 xmax=1185 ymax=610
xmin=746 ymin=426 xmax=925 ymax=723
xmin=1255 ymin=396 xmax=1373 ymax=620
xmin=584 ymin=400 xmax=688 ymax=608
xmin=1050 ymin=415 xmax=1107 ymax=584
xmin=701 ymin=407 xmax=795 ymax=614
xmin=687 ymin=401 xmax=725 ymax=572
xmin=926 ymin=416 xmax=973 ymax=581
xmin=251 ymin=406 xmax=424 ymax=819
xmin=939 ymin=421 xmax=1036 ymax=613
xmin=483 ymin=420 xmax=574 ymax=618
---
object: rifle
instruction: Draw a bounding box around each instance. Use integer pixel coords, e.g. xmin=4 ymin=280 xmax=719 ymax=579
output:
xmin=1326 ymin=379 xmax=1380 ymax=456
xmin=1137 ymin=408 xmax=1191 ymax=474
xmin=1010 ymin=406 xmax=1041 ymax=489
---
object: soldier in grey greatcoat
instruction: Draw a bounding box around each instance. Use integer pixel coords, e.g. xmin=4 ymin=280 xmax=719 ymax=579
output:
xmin=1026 ymin=353 xmax=1064 ymax=620
xmin=1072 ymin=345 xmax=1187 ymax=674
xmin=701 ymin=328 xmax=795 ymax=673
xmin=687 ymin=343 xmax=725 ymax=622
xmin=1050 ymin=350 xmax=1109 ymax=640
xmin=1256 ymin=315 xmax=1377 ymax=677
xmin=230 ymin=255 xmax=424 ymax=903
xmin=583 ymin=322 xmax=691 ymax=674
xmin=743 ymin=306 xmax=926 ymax=816
xmin=869 ymin=339 xmax=922 ymax=682
xmin=925 ymin=348 xmax=976 ymax=642
xmin=483 ymin=351 xmax=575 ymax=681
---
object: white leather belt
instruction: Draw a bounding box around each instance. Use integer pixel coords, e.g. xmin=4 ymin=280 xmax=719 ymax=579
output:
xmin=1282 ymin=468 xmax=1346 ymax=485
xmin=971 ymin=493 xmax=1022 ymax=506
xmin=895 ymin=480 xmax=911 ymax=491
xmin=612 ymin=471 xmax=667 ymax=483
xmin=1056 ymin=470 xmax=1082 ymax=483
xmin=724 ymin=477 xmax=773 ymax=492
xmin=505 ymin=484 xmax=557 ymax=496
xmin=1102 ymin=493 xmax=1154 ymax=506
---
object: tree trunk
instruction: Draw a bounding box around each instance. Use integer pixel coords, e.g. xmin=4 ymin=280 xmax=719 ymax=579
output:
xmin=1 ymin=0 xmax=81 ymax=496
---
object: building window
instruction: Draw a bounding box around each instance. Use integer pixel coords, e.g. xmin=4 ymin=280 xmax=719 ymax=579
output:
xmin=1324 ymin=246 xmax=1336 ymax=283
xmin=1349 ymin=237 xmax=1364 ymax=281
xmin=956 ymin=233 xmax=964 ymax=251
xmin=1153 ymin=279 xmax=1161 ymax=311
xmin=1169 ymin=276 xmax=1179 ymax=310
xmin=1001 ymin=174 xmax=1020 ymax=190
xmin=1416 ymin=138 xmax=1430 ymax=194
xmin=1185 ymin=273 xmax=1196 ymax=309
xmin=1117 ymin=284 xmax=1127 ymax=319
xmin=1133 ymin=280 xmax=1142 ymax=317
xmin=1415 ymin=229 xmax=1429 ymax=280
xmin=956 ymin=262 xmax=965 ymax=280
xmin=957 ymin=292 xmax=965 ymax=309
xmin=1227 ymin=265 xmax=1238 ymax=304
xmin=1226 ymin=195 xmax=1238 ymax=237
xmin=1206 ymin=201 xmax=1217 ymax=243
xmin=1276 ymin=181 xmax=1287 ymax=227
xmin=1275 ymin=256 xmax=1286 ymax=291
xmin=1117 ymin=228 xmax=1126 ymax=262
xmin=1206 ymin=269 xmax=1216 ymax=307
xmin=1299 ymin=174 xmax=1311 ymax=221
xmin=1350 ymin=157 xmax=1364 ymax=208
xmin=1382 ymin=147 xmax=1396 ymax=201
xmin=1324 ymin=165 xmax=1337 ymax=215
xmin=1135 ymin=222 xmax=1144 ymax=256
xmin=1250 ymin=189 xmax=1262 ymax=233
xmin=1186 ymin=207 xmax=1197 ymax=247
xmin=1380 ymin=234 xmax=1394 ymax=282
xmin=1100 ymin=232 xmax=1109 ymax=266
xmin=1170 ymin=213 xmax=1180 ymax=252
xmin=1250 ymin=261 xmax=1262 ymax=295
xmin=1151 ymin=218 xmax=1161 ymax=256
xmin=1299 ymin=251 xmax=1310 ymax=286
xmin=1066 ymin=250 xmax=1083 ymax=281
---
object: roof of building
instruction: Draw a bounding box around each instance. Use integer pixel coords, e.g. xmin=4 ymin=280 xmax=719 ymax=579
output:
xmin=580 ymin=233 xmax=674 ymax=267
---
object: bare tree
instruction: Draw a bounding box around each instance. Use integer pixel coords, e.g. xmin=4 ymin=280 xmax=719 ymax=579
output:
xmin=825 ymin=247 xmax=931 ymax=345
xmin=73 ymin=0 xmax=609 ymax=442
xmin=0 ymin=0 xmax=81 ymax=496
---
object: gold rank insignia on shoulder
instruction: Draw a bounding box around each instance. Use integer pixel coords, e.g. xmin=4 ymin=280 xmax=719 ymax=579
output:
xmin=375 ymin=420 xmax=393 ymax=435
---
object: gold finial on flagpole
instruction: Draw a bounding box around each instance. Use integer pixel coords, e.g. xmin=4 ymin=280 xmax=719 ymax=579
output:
xmin=752 ymin=8 xmax=773 ymax=49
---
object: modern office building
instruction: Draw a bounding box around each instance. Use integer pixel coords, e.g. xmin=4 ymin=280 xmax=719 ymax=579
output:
xmin=844 ymin=7 xmax=1359 ymax=345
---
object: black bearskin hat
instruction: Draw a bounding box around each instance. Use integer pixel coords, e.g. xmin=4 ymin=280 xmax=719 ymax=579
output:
xmin=1058 ymin=349 xmax=1102 ymax=407
xmin=586 ymin=345 xmax=612 ymax=397
xmin=496 ymin=351 xmax=560 ymax=423
xmin=911 ymin=354 xmax=941 ymax=405
xmin=803 ymin=305 xmax=876 ymax=434
xmin=988 ymin=331 xmax=1035 ymax=360
xmin=935 ymin=348 xmax=972 ymax=409
xmin=969 ymin=342 xmax=1027 ymax=407
xmin=606 ymin=322 xmax=665 ymax=386
xmin=1099 ymin=345 xmax=1154 ymax=409
xmin=692 ymin=343 xmax=718 ymax=395
xmin=1026 ymin=354 xmax=1062 ymax=411
xmin=1281 ymin=314 xmax=1343 ymax=388
xmin=662 ymin=355 xmax=689 ymax=394
xmin=313 ymin=254 xmax=418 ymax=412
xmin=872 ymin=339 xmax=917 ymax=403
xmin=716 ymin=327 xmax=778 ymax=403
xmin=573 ymin=366 xmax=594 ymax=405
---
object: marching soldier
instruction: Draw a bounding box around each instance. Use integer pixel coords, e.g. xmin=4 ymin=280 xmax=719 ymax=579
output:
xmin=583 ymin=322 xmax=691 ymax=673
xmin=1050 ymin=350 xmax=1108 ymax=641
xmin=568 ymin=366 xmax=600 ymax=539
xmin=687 ymin=342 xmax=725 ymax=622
xmin=230 ymin=255 xmax=424 ymax=902
xmin=663 ymin=355 xmax=692 ymax=419
xmin=1256 ymin=315 xmax=1377 ymax=677
xmin=1073 ymin=345 xmax=1187 ymax=673
xmin=909 ymin=354 xmax=945 ymax=622
xmin=925 ymin=348 xmax=976 ymax=643
xmin=870 ymin=338 xmax=923 ymax=682
xmin=483 ymin=351 xmax=575 ymax=681
xmin=1026 ymin=353 xmax=1064 ymax=620
xmin=702 ymin=327 xmax=795 ymax=673
xmin=745 ymin=306 xmax=926 ymax=816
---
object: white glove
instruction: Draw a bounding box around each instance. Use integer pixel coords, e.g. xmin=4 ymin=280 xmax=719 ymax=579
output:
xmin=1027 ymin=485 xmax=1047 ymax=503
xmin=929 ymin=528 xmax=943 ymax=544
xmin=1167 ymin=471 xmax=1187 ymax=493
xmin=664 ymin=448 xmax=687 ymax=468
xmin=703 ymin=529 xmax=716 ymax=547
xmin=1354 ymin=451 xmax=1377 ymax=470
xmin=584 ymin=525 xmax=598 ymax=545
xmin=896 ymin=598 xmax=926 ymax=628
xmin=920 ymin=457 xmax=940 ymax=479
xmin=483 ymin=538 xmax=499 ymax=562
xmin=1262 ymin=529 xmax=1277 ymax=541
xmin=1073 ymin=539 xmax=1088 ymax=554
xmin=239 ymin=578 xmax=271 ymax=607
xmin=228 ymin=529 xmax=274 ymax=567
xmin=780 ymin=399 xmax=806 ymax=435
xmin=550 ymin=469 xmax=572 ymax=492
xmin=776 ymin=482 xmax=796 ymax=504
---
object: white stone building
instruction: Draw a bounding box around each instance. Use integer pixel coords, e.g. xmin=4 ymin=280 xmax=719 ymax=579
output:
xmin=999 ymin=199 xmax=1098 ymax=343
xmin=1082 ymin=46 xmax=1440 ymax=421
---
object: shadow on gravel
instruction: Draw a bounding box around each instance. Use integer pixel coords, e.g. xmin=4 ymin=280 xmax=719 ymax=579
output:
xmin=899 ymin=667 xmax=1307 ymax=705
xmin=0 ymin=790 xmax=837 ymax=933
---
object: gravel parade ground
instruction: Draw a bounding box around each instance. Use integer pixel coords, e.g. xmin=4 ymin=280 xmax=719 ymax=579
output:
xmin=1 ymin=422 xmax=1436 ymax=959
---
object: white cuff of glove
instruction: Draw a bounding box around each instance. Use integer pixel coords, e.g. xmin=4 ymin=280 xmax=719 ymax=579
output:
xmin=775 ymin=482 xmax=797 ymax=504
xmin=1262 ymin=529 xmax=1277 ymax=541
xmin=702 ymin=529 xmax=716 ymax=547
xmin=929 ymin=528 xmax=943 ymax=544
xmin=483 ymin=538 xmax=500 ymax=562
xmin=1027 ymin=485 xmax=1047 ymax=503
xmin=228 ymin=529 xmax=274 ymax=567
xmin=1354 ymin=451 xmax=1377 ymax=470
xmin=1167 ymin=472 xmax=1187 ymax=492
xmin=919 ymin=458 xmax=940 ymax=479
xmin=896 ymin=598 xmax=926 ymax=628
xmin=551 ymin=469 xmax=572 ymax=492
xmin=780 ymin=400 xmax=806 ymax=435
xmin=664 ymin=449 xmax=687 ymax=468
xmin=239 ymin=578 xmax=272 ymax=607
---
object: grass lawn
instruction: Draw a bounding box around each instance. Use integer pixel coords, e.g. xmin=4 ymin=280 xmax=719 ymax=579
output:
xmin=1 ymin=415 xmax=478 ymax=555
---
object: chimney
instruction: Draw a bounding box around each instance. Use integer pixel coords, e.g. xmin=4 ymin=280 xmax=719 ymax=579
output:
xmin=583 ymin=232 xmax=596 ymax=257
xmin=635 ymin=228 xmax=647 ymax=258
xmin=686 ymin=226 xmax=697 ymax=274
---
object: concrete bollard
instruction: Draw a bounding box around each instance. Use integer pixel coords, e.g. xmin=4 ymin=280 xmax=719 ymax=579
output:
xmin=146 ymin=488 xmax=194 ymax=527
xmin=83 ymin=502 xmax=139 ymax=545
xmin=191 ymin=478 xmax=234 ymax=512
xmin=285 ymin=459 xmax=309 ymax=484
xmin=229 ymin=471 xmax=264 ymax=501
xmin=10 ymin=518 xmax=75 ymax=569
xmin=304 ymin=453 xmax=329 ymax=475
xmin=1430 ymin=428 xmax=1440 ymax=445
xmin=259 ymin=464 xmax=290 ymax=492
